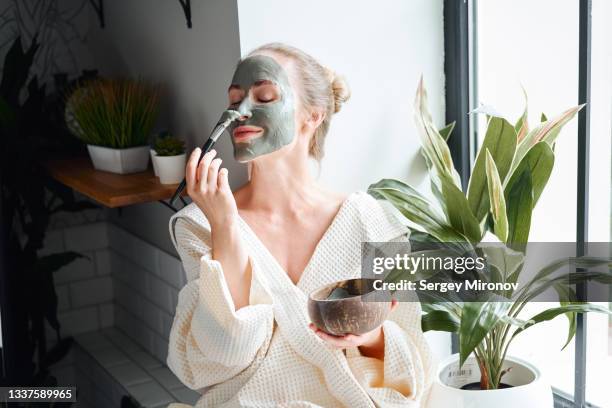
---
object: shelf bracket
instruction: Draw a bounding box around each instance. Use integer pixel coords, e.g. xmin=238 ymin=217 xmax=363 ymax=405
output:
xmin=89 ymin=0 xmax=105 ymax=28
xmin=177 ymin=0 xmax=192 ymax=28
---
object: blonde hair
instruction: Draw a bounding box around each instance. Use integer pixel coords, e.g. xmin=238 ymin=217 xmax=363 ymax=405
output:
xmin=247 ymin=43 xmax=351 ymax=161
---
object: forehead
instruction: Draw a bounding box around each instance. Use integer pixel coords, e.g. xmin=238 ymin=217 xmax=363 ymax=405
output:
xmin=230 ymin=55 xmax=291 ymax=87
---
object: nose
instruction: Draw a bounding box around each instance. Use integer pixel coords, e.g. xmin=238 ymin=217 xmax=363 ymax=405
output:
xmin=238 ymin=111 xmax=252 ymax=121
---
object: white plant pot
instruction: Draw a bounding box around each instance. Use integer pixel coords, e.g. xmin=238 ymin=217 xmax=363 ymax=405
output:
xmin=150 ymin=149 xmax=159 ymax=176
xmin=87 ymin=145 xmax=150 ymax=174
xmin=152 ymin=153 xmax=186 ymax=184
xmin=427 ymin=354 xmax=553 ymax=408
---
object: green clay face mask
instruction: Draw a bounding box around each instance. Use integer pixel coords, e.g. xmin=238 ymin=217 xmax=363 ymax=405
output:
xmin=228 ymin=55 xmax=296 ymax=162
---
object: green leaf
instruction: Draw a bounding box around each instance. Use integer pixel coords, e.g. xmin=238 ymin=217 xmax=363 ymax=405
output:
xmin=467 ymin=117 xmax=517 ymax=221
xmin=556 ymin=285 xmax=579 ymax=350
xmin=422 ymin=310 xmax=460 ymax=333
xmin=439 ymin=121 xmax=456 ymax=141
xmin=514 ymin=105 xmax=582 ymax=172
xmin=540 ymin=113 xmax=548 ymax=122
xmin=505 ymin=142 xmax=554 ymax=207
xmin=485 ymin=150 xmax=509 ymax=242
xmin=515 ymin=87 xmax=529 ymax=142
xmin=512 ymin=304 xmax=612 ymax=342
xmin=413 ymin=77 xmax=462 ymax=187
xmin=505 ymin=169 xmax=533 ymax=251
xmin=368 ymin=179 xmax=464 ymax=242
xmin=440 ymin=175 xmax=482 ymax=242
xmin=478 ymin=245 xmax=524 ymax=285
xmin=459 ymin=302 xmax=510 ymax=366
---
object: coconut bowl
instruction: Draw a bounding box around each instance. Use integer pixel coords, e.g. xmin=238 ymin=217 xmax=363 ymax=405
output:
xmin=307 ymin=278 xmax=392 ymax=336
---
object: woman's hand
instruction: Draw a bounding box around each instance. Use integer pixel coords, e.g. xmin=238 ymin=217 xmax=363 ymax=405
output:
xmin=186 ymin=148 xmax=251 ymax=310
xmin=309 ymin=299 xmax=398 ymax=360
xmin=186 ymin=148 xmax=238 ymax=229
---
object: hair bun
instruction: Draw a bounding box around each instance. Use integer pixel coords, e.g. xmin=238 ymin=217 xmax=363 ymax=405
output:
xmin=324 ymin=67 xmax=351 ymax=113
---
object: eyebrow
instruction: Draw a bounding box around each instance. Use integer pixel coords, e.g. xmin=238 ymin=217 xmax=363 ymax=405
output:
xmin=228 ymin=80 xmax=275 ymax=92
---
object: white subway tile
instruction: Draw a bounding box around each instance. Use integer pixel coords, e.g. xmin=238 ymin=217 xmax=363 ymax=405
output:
xmin=148 ymin=276 xmax=174 ymax=313
xmin=56 ymin=285 xmax=70 ymax=311
xmin=171 ymin=387 xmax=201 ymax=405
xmin=129 ymin=264 xmax=151 ymax=298
xmin=135 ymin=324 xmax=156 ymax=355
xmin=109 ymin=224 xmax=159 ymax=274
xmin=39 ymin=229 xmax=65 ymax=256
xmin=75 ymin=331 xmax=113 ymax=352
xmin=94 ymin=250 xmax=111 ymax=276
xmin=99 ymin=303 xmax=114 ymax=328
xmin=58 ymin=307 xmax=99 ymax=335
xmin=101 ymin=327 xmax=140 ymax=352
xmin=69 ymin=277 xmax=113 ymax=308
xmin=55 ymin=254 xmax=95 ymax=284
xmin=89 ymin=346 xmax=129 ymax=368
xmin=149 ymin=366 xmax=183 ymax=391
xmin=158 ymin=251 xmax=185 ymax=289
xmin=160 ymin=310 xmax=174 ymax=340
xmin=114 ymin=281 xmax=143 ymax=319
xmin=110 ymin=250 xmax=129 ymax=283
xmin=64 ymin=222 xmax=108 ymax=251
xmin=130 ymin=350 xmax=162 ymax=371
xmin=151 ymin=333 xmax=169 ymax=364
xmin=107 ymin=362 xmax=150 ymax=387
xmin=126 ymin=380 xmax=174 ymax=408
xmin=141 ymin=298 xmax=164 ymax=334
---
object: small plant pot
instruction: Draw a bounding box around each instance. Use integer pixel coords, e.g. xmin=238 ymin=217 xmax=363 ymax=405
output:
xmin=150 ymin=149 xmax=159 ymax=176
xmin=152 ymin=153 xmax=186 ymax=184
xmin=308 ymin=278 xmax=392 ymax=336
xmin=87 ymin=145 xmax=150 ymax=174
xmin=427 ymin=354 xmax=553 ymax=407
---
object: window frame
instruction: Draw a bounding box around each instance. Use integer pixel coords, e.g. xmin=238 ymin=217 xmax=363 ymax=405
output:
xmin=443 ymin=0 xmax=594 ymax=406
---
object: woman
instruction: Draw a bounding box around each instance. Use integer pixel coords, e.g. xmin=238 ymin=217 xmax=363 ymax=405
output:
xmin=167 ymin=43 xmax=433 ymax=408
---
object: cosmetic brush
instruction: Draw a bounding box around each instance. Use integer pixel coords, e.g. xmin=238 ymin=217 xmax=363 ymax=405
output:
xmin=169 ymin=110 xmax=241 ymax=206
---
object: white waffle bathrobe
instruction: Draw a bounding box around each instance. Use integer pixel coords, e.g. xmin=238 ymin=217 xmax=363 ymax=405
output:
xmin=166 ymin=191 xmax=433 ymax=408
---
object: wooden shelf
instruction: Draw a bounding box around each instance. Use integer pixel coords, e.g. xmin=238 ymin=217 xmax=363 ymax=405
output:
xmin=46 ymin=157 xmax=185 ymax=208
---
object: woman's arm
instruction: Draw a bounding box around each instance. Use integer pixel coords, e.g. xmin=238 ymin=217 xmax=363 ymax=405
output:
xmin=167 ymin=217 xmax=274 ymax=390
xmin=186 ymin=147 xmax=250 ymax=310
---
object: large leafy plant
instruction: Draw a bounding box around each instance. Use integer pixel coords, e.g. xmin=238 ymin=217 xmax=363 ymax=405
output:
xmin=1 ymin=36 xmax=97 ymax=390
xmin=368 ymin=78 xmax=611 ymax=390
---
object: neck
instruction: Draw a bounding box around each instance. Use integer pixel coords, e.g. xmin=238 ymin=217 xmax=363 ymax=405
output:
xmin=246 ymin=150 xmax=318 ymax=214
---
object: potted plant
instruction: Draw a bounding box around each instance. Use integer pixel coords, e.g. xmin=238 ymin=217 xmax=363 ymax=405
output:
xmin=65 ymin=78 xmax=160 ymax=174
xmin=367 ymin=78 xmax=611 ymax=407
xmin=151 ymin=133 xmax=186 ymax=184
xmin=150 ymin=130 xmax=172 ymax=177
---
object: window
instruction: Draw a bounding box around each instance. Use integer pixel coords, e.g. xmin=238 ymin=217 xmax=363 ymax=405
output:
xmin=445 ymin=0 xmax=611 ymax=405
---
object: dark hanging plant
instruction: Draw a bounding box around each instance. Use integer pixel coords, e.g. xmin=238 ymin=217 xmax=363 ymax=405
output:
xmin=0 ymin=35 xmax=98 ymax=389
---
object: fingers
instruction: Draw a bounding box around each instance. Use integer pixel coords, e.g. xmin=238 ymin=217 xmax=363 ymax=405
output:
xmin=185 ymin=148 xmax=201 ymax=193
xmin=308 ymin=324 xmax=359 ymax=348
xmin=390 ymin=298 xmax=398 ymax=311
xmin=208 ymin=158 xmax=222 ymax=190
xmin=218 ymin=167 xmax=230 ymax=191
xmin=196 ymin=149 xmax=217 ymax=190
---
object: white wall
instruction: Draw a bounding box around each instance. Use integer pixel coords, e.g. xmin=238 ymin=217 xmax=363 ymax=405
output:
xmin=237 ymin=0 xmax=449 ymax=360
xmin=87 ymin=0 xmax=243 ymax=253
xmin=237 ymin=0 xmax=446 ymax=194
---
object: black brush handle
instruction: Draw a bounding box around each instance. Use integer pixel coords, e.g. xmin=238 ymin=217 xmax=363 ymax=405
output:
xmin=169 ymin=137 xmax=216 ymax=206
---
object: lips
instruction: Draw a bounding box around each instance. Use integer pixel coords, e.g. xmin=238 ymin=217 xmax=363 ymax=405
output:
xmin=232 ymin=126 xmax=263 ymax=142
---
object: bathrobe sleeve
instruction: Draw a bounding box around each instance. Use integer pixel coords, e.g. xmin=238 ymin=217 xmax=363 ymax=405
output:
xmin=166 ymin=215 xmax=275 ymax=390
xmin=346 ymin=198 xmax=434 ymax=406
